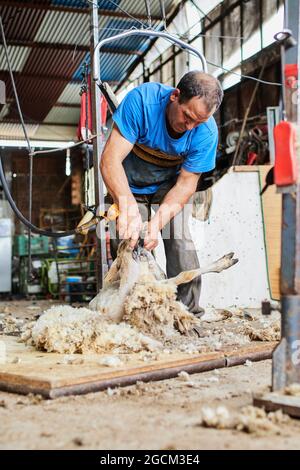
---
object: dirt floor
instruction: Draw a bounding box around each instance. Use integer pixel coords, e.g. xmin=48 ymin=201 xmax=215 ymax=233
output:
xmin=0 ymin=300 xmax=300 ymax=450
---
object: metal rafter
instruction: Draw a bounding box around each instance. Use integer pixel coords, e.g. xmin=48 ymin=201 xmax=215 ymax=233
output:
xmin=0 ymin=70 xmax=81 ymax=83
xmin=0 ymin=118 xmax=77 ymax=127
xmin=0 ymin=70 xmax=119 ymax=85
xmin=0 ymin=1 xmax=161 ymax=21
xmin=5 ymin=39 xmax=142 ymax=55
xmin=115 ymin=0 xmax=189 ymax=92
xmin=116 ymin=0 xmax=243 ymax=92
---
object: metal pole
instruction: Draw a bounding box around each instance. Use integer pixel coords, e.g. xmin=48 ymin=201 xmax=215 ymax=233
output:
xmin=93 ymin=29 xmax=208 ymax=83
xmin=90 ymin=3 xmax=108 ymax=290
xmin=273 ymin=0 xmax=300 ymax=390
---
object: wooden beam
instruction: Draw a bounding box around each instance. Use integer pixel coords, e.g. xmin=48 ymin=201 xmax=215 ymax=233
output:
xmin=0 ymin=119 xmax=77 ymax=127
xmin=6 ymin=39 xmax=141 ymax=55
xmin=1 ymin=71 xmax=81 ymax=83
xmin=6 ymin=97 xmax=80 ymax=108
xmin=1 ymin=71 xmax=118 ymax=85
xmin=55 ymin=102 xmax=80 ymax=109
xmin=0 ymin=1 xmax=161 ymax=21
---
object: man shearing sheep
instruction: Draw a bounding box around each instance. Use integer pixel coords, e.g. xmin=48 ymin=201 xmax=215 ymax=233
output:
xmin=101 ymin=71 xmax=223 ymax=316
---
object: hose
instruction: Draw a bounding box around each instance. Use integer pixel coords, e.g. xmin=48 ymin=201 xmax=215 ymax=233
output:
xmin=0 ymin=153 xmax=76 ymax=238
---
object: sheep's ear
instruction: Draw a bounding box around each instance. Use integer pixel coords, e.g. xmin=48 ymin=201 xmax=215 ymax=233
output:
xmin=104 ymin=259 xmax=119 ymax=286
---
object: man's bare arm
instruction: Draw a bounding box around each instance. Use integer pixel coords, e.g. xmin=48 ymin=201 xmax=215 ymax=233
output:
xmin=101 ymin=125 xmax=142 ymax=247
xmin=144 ymin=168 xmax=200 ymax=251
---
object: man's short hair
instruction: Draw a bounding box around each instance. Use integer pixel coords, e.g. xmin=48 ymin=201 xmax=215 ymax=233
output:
xmin=176 ymin=71 xmax=223 ymax=112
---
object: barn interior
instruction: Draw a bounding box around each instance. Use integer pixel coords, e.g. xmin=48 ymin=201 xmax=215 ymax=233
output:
xmin=0 ymin=0 xmax=300 ymax=451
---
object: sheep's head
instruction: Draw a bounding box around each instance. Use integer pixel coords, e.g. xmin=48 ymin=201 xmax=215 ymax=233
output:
xmin=116 ymin=238 xmax=148 ymax=263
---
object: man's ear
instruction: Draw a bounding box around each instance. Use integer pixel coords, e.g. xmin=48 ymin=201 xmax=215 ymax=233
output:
xmin=170 ymin=88 xmax=180 ymax=102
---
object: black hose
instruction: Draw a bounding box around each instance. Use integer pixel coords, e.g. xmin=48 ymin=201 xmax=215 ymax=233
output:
xmin=0 ymin=153 xmax=76 ymax=238
xmin=0 ymin=16 xmax=77 ymax=239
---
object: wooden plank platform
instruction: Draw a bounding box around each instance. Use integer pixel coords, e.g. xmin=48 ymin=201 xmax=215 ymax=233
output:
xmin=0 ymin=336 xmax=277 ymax=398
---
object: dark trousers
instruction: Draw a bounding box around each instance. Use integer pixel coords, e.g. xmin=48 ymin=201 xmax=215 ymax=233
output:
xmin=105 ymin=182 xmax=202 ymax=314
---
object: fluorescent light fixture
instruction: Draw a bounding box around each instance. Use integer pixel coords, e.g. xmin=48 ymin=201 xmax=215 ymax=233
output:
xmin=65 ymin=148 xmax=71 ymax=176
xmin=0 ymin=139 xmax=75 ymax=149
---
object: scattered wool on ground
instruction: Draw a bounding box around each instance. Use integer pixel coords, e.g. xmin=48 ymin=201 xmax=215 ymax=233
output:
xmin=284 ymin=383 xmax=300 ymax=397
xmin=199 ymin=405 xmax=290 ymax=435
xmin=244 ymin=323 xmax=280 ymax=341
xmin=0 ymin=316 xmax=24 ymax=335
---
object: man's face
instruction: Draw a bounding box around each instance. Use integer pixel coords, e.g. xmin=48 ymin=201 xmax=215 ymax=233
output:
xmin=167 ymin=89 xmax=215 ymax=134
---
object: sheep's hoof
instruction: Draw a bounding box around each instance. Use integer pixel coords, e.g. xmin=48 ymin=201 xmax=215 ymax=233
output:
xmin=214 ymin=252 xmax=238 ymax=272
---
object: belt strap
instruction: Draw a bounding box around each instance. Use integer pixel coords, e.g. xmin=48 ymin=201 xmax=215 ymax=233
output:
xmin=132 ymin=143 xmax=183 ymax=168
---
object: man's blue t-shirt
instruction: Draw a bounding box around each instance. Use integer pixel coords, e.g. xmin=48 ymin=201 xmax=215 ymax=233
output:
xmin=112 ymin=82 xmax=218 ymax=194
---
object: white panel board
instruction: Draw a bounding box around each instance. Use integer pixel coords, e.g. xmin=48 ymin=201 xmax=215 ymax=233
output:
xmin=155 ymin=171 xmax=270 ymax=309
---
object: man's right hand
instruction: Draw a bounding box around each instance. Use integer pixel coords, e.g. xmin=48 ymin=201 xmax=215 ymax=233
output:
xmin=117 ymin=203 xmax=143 ymax=249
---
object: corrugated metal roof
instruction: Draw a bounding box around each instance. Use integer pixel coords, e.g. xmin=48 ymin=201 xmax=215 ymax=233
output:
xmin=44 ymin=105 xmax=80 ymax=123
xmin=118 ymin=0 xmax=175 ymax=17
xmin=35 ymin=10 xmax=90 ymax=45
xmin=98 ymin=17 xmax=161 ymax=51
xmin=5 ymin=74 xmax=79 ymax=121
xmin=22 ymin=47 xmax=86 ymax=77
xmin=0 ymin=46 xmax=31 ymax=72
xmin=71 ymin=49 xmax=139 ymax=82
xmin=0 ymin=0 xmax=178 ymax=140
xmin=33 ymin=123 xmax=77 ymax=141
xmin=51 ymin=0 xmax=87 ymax=7
xmin=57 ymin=83 xmax=82 ymax=104
xmin=0 ymin=4 xmax=47 ymax=41
xmin=0 ymin=104 xmax=10 ymax=120
xmin=0 ymin=122 xmax=39 ymax=139
xmin=100 ymin=52 xmax=138 ymax=81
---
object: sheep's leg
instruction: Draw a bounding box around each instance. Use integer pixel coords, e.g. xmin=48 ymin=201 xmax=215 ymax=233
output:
xmin=169 ymin=253 xmax=238 ymax=286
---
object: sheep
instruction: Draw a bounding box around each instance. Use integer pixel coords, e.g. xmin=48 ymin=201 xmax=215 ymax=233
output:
xmin=22 ymin=239 xmax=237 ymax=354
xmin=89 ymin=239 xmax=238 ymax=339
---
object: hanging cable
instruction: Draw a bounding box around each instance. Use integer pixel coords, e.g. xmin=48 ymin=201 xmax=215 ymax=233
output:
xmin=206 ymin=59 xmax=282 ymax=86
xmin=28 ymin=136 xmax=98 ymax=157
xmin=0 ymin=16 xmax=78 ymax=238
xmin=0 ymin=152 xmax=75 ymax=237
xmin=0 ymin=18 xmax=32 ymax=152
xmin=145 ymin=0 xmax=152 ymax=28
xmin=0 ymin=16 xmax=35 ymax=277
xmin=190 ymin=0 xmax=213 ymax=23
xmin=28 ymin=151 xmax=33 ymax=279
xmin=2 ymin=9 xmax=22 ymax=26
xmin=80 ymin=61 xmax=91 ymax=208
xmin=160 ymin=28 xmax=282 ymax=87
xmin=159 ymin=0 xmax=167 ymax=30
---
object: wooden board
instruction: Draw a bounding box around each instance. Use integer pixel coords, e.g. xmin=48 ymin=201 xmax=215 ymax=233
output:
xmin=254 ymin=392 xmax=300 ymax=418
xmin=233 ymin=166 xmax=260 ymax=172
xmin=0 ymin=336 xmax=277 ymax=398
xmin=231 ymin=165 xmax=281 ymax=299
xmin=259 ymin=166 xmax=282 ymax=300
